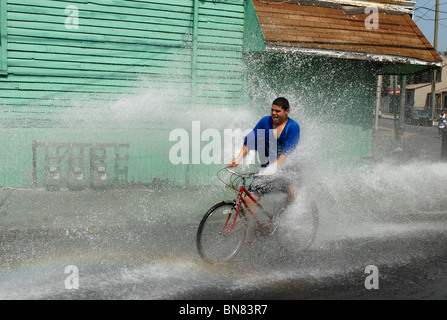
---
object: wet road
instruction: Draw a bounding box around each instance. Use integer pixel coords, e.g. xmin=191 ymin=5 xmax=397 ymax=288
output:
xmin=372 ymin=116 xmax=444 ymax=161
xmin=1 ymin=190 xmax=447 ymax=301
xmin=1 ymin=119 xmax=447 ymax=301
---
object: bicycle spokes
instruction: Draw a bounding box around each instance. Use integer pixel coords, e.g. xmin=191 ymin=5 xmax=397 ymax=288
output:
xmin=274 ymin=201 xmax=319 ymax=253
xmin=197 ymin=202 xmax=246 ymax=264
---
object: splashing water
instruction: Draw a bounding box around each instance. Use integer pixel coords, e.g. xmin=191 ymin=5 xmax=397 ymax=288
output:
xmin=1 ymin=78 xmax=447 ymax=300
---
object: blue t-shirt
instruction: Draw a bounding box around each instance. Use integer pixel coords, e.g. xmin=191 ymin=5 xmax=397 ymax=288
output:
xmin=244 ymin=116 xmax=300 ymax=166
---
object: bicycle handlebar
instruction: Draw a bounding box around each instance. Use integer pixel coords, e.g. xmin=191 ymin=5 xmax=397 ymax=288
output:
xmin=224 ymin=166 xmax=257 ymax=178
xmin=216 ymin=166 xmax=257 ymax=190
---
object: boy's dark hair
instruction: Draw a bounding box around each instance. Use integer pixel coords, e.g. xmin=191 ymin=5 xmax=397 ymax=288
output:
xmin=272 ymin=97 xmax=290 ymax=111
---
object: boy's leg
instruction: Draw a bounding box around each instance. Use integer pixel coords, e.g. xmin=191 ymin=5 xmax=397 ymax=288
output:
xmin=285 ymin=185 xmax=299 ymax=207
xmin=244 ymin=194 xmax=258 ymax=243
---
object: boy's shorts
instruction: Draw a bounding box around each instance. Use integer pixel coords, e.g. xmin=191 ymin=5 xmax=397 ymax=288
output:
xmin=248 ymin=171 xmax=301 ymax=198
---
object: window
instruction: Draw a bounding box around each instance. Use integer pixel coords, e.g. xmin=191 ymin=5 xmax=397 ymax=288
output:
xmin=0 ymin=0 xmax=7 ymax=75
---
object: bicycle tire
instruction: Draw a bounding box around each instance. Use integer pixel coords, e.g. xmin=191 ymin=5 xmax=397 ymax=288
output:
xmin=273 ymin=200 xmax=319 ymax=254
xmin=196 ymin=201 xmax=247 ymax=264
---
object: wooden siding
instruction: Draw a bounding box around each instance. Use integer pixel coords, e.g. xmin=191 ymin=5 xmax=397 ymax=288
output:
xmin=1 ymin=0 xmax=245 ymax=111
xmin=252 ymin=0 xmax=441 ymax=65
xmin=0 ymin=0 xmax=246 ymax=188
xmin=4 ymin=0 xmax=191 ymax=109
xmin=0 ymin=0 xmax=6 ymax=74
xmin=0 ymin=0 xmax=388 ymax=189
xmin=195 ymin=0 xmax=245 ymax=105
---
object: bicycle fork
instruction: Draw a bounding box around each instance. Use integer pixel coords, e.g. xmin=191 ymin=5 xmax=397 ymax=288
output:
xmin=219 ymin=188 xmax=249 ymax=237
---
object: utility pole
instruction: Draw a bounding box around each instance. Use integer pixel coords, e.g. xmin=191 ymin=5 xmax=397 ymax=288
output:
xmin=392 ymin=75 xmax=399 ymax=140
xmin=374 ymin=75 xmax=382 ymax=132
xmin=431 ymin=0 xmax=440 ymax=124
xmin=399 ymin=75 xmax=406 ymax=136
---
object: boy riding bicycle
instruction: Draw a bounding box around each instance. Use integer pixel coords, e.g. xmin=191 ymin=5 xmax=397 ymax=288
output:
xmin=229 ymin=97 xmax=301 ymax=241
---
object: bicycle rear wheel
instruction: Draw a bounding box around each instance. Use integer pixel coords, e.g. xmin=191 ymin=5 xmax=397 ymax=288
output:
xmin=196 ymin=201 xmax=246 ymax=264
xmin=274 ymin=200 xmax=319 ymax=254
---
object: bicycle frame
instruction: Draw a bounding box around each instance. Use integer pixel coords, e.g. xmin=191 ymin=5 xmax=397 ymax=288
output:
xmin=230 ymin=181 xmax=274 ymax=237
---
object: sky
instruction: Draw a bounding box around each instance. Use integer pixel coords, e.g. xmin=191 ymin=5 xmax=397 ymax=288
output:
xmin=413 ymin=0 xmax=447 ymax=55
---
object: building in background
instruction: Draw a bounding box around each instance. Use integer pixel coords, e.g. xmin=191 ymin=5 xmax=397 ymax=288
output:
xmin=379 ymin=65 xmax=445 ymax=116
xmin=406 ymin=57 xmax=446 ymax=113
xmin=0 ymin=0 xmax=442 ymax=188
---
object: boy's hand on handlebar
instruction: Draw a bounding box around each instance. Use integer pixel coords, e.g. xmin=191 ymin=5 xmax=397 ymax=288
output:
xmin=229 ymin=159 xmax=239 ymax=167
xmin=229 ymin=145 xmax=248 ymax=168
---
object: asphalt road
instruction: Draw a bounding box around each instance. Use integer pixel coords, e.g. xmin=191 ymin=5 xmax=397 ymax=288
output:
xmin=1 ymin=118 xmax=447 ymax=303
xmin=372 ymin=115 xmax=444 ymax=162
xmin=1 ymin=206 xmax=447 ymax=301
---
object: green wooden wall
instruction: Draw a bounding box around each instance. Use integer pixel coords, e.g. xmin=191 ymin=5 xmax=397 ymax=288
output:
xmin=0 ymin=0 xmax=247 ymax=188
xmin=1 ymin=0 xmax=245 ymax=109
xmin=0 ymin=0 xmax=378 ymax=188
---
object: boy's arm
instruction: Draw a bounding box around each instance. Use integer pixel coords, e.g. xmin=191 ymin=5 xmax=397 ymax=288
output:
xmin=283 ymin=122 xmax=300 ymax=156
xmin=229 ymin=145 xmax=248 ymax=167
xmin=230 ymin=117 xmax=268 ymax=167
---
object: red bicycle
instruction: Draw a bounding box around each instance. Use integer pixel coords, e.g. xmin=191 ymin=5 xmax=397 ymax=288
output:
xmin=196 ymin=166 xmax=319 ymax=264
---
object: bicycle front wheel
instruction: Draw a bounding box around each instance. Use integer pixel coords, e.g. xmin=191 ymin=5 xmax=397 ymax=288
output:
xmin=196 ymin=201 xmax=246 ymax=264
